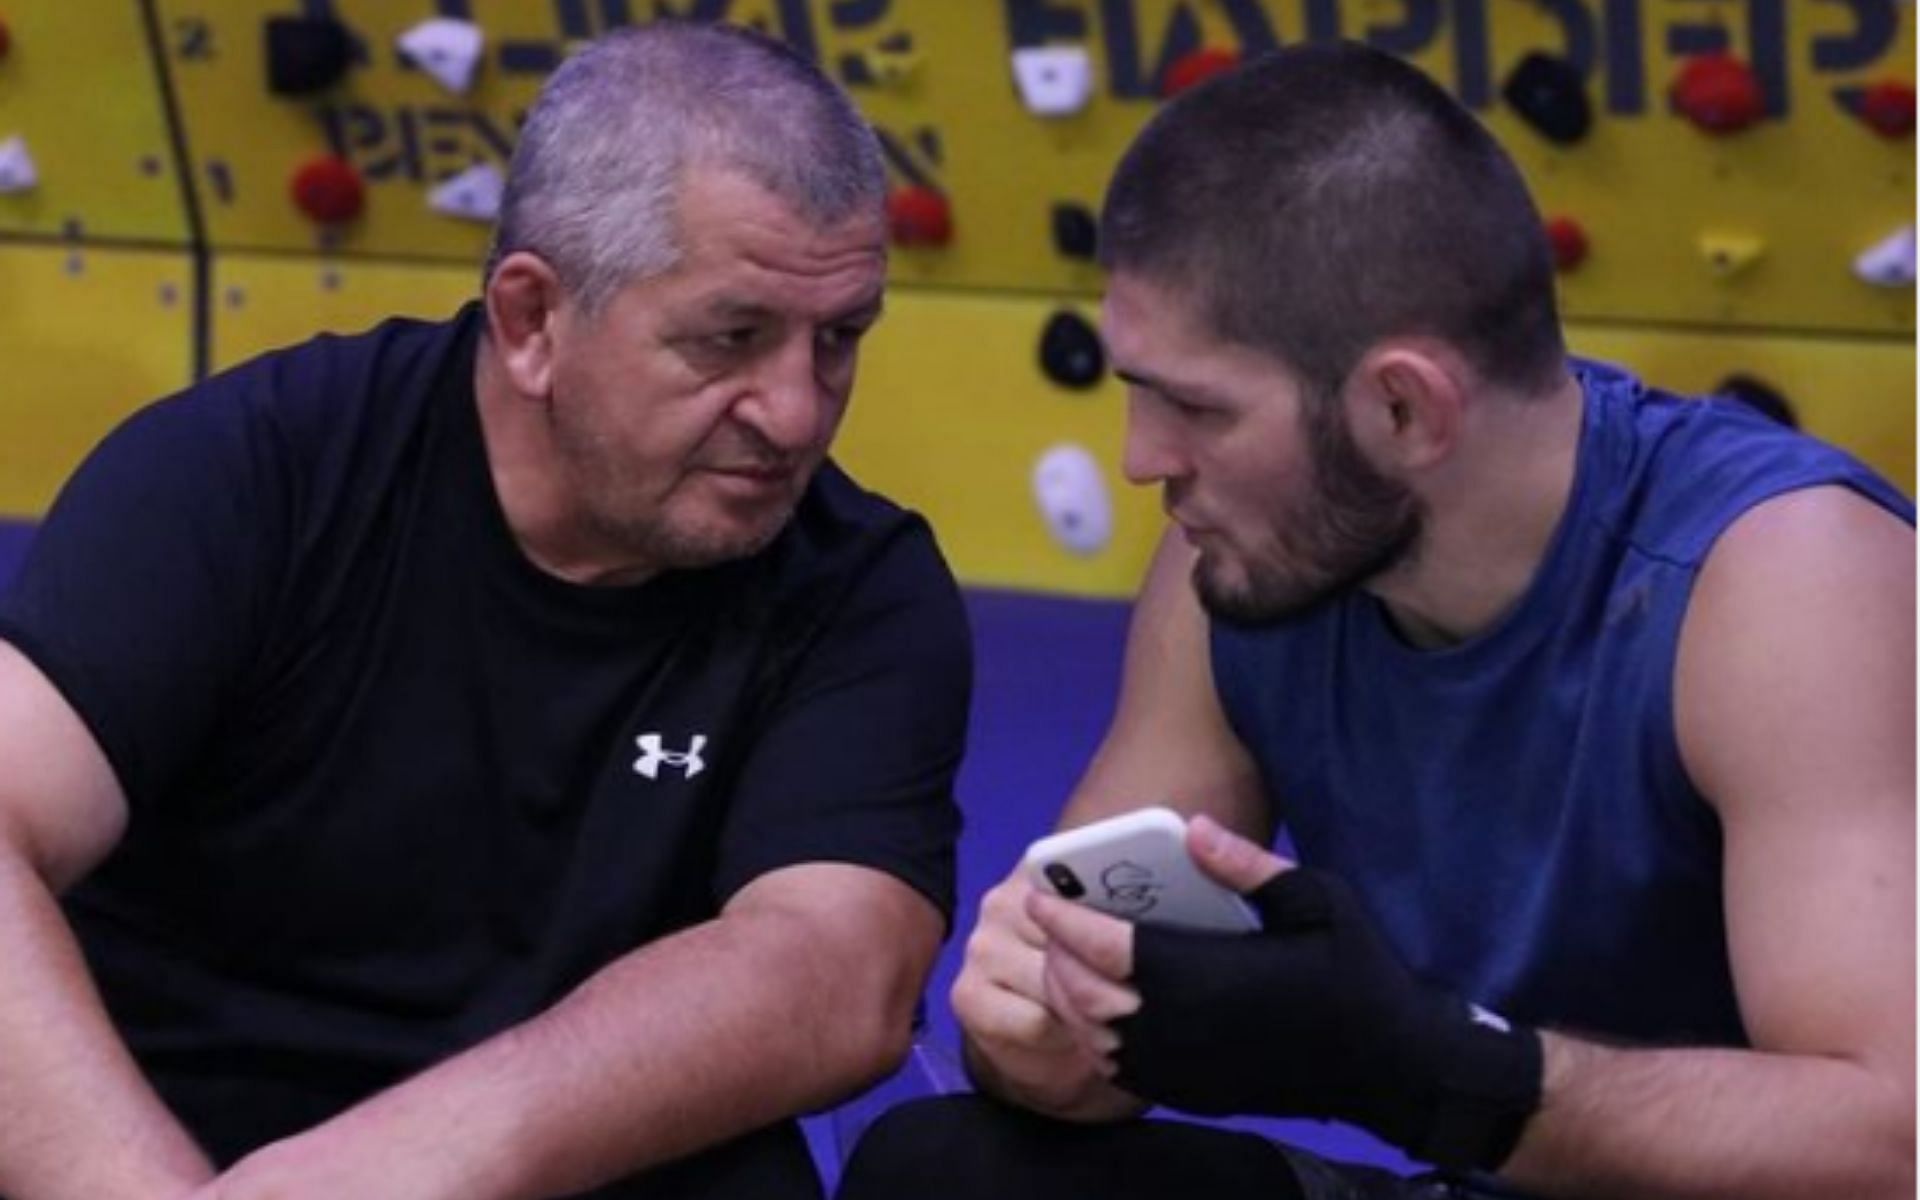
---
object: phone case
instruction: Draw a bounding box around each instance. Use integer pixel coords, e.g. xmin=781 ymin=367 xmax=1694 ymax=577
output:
xmin=1022 ymin=806 xmax=1260 ymax=934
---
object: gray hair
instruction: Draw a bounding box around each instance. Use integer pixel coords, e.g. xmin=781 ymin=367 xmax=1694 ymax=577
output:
xmin=485 ymin=22 xmax=887 ymax=314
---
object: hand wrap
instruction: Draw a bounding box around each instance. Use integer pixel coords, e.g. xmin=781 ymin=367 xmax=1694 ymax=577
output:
xmin=1113 ymin=868 xmax=1541 ymax=1171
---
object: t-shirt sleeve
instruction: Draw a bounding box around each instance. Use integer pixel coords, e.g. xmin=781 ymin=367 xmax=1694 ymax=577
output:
xmin=711 ymin=519 xmax=971 ymax=925
xmin=0 ymin=390 xmax=284 ymax=812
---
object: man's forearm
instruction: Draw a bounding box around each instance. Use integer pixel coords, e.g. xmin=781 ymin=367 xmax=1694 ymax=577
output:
xmin=1502 ymin=1031 xmax=1913 ymax=1200
xmin=0 ymin=847 xmax=214 ymax=1200
xmin=218 ymin=895 xmax=922 ymax=1199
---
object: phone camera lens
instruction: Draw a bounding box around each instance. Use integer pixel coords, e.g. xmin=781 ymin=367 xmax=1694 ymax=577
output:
xmin=1043 ymin=862 xmax=1085 ymax=899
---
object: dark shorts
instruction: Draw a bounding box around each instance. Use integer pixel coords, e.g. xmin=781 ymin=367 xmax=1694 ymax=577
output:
xmin=836 ymin=1095 xmax=1525 ymax=1200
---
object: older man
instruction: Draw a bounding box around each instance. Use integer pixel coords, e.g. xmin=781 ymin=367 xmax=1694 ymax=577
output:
xmin=0 ymin=23 xmax=967 ymax=1200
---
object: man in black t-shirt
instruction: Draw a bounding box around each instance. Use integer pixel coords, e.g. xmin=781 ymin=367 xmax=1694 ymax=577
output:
xmin=0 ymin=23 xmax=968 ymax=1200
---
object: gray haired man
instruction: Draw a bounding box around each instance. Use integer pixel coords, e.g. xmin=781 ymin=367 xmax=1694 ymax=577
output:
xmin=0 ymin=23 xmax=968 ymax=1200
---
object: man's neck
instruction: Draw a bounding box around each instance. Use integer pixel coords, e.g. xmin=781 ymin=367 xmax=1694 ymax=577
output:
xmin=1367 ymin=369 xmax=1586 ymax=649
xmin=472 ymin=342 xmax=661 ymax=588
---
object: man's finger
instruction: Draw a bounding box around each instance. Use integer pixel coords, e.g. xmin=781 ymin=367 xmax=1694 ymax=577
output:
xmin=953 ymin=971 xmax=1076 ymax=1051
xmin=962 ymin=923 xmax=1049 ymax=1007
xmin=1040 ymin=949 xmax=1124 ymax=1066
xmin=1043 ymin=938 xmax=1142 ymax=1025
xmin=1187 ymin=813 xmax=1293 ymax=894
xmin=980 ymin=875 xmax=1049 ymax=949
xmin=1026 ymin=890 xmax=1135 ymax=981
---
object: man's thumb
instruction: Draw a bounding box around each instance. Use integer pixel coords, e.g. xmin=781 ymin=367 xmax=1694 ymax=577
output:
xmin=1187 ymin=814 xmax=1291 ymax=894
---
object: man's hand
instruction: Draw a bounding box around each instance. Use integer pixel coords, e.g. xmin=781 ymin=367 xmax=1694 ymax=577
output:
xmin=1022 ymin=815 xmax=1284 ymax=1075
xmin=949 ymin=873 xmax=1145 ymax=1121
xmin=1032 ymin=814 xmax=1542 ymax=1172
xmin=1021 ymin=813 xmax=1285 ymax=1061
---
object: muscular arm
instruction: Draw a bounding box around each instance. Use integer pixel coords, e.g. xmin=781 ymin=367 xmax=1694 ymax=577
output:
xmin=1502 ymin=487 xmax=1915 ymax=1199
xmin=955 ymin=531 xmax=1270 ymax=1118
xmin=1058 ymin=532 xmax=1271 ymax=837
xmin=206 ymin=862 xmax=942 ymax=1199
xmin=0 ymin=642 xmax=216 ymax=1199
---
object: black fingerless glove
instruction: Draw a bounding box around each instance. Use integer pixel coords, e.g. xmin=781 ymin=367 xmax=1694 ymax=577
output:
xmin=1112 ymin=867 xmax=1542 ymax=1172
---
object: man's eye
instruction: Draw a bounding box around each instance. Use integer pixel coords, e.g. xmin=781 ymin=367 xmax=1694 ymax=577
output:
xmin=818 ymin=323 xmax=870 ymax=353
xmin=706 ymin=328 xmax=759 ymax=352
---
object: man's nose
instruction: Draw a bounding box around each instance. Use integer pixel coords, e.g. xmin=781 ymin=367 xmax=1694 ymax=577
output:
xmin=1121 ymin=398 xmax=1183 ymax=486
xmin=738 ymin=338 xmax=826 ymax=454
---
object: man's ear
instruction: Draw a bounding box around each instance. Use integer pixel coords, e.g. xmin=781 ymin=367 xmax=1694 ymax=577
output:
xmin=484 ymin=252 xmax=566 ymax=400
xmin=1343 ymin=343 xmax=1466 ymax=471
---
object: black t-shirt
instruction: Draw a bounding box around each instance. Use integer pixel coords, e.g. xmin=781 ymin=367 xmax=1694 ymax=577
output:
xmin=0 ymin=306 xmax=970 ymax=1194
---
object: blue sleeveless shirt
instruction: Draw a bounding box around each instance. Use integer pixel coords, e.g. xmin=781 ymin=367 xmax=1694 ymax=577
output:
xmin=1211 ymin=362 xmax=1912 ymax=1047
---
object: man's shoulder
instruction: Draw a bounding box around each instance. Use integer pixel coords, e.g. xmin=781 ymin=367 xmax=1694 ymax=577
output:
xmin=1697 ymin=484 xmax=1914 ymax=594
xmin=751 ymin=461 xmax=962 ymax=632
xmin=783 ymin=461 xmax=939 ymax=573
xmin=197 ymin=306 xmax=477 ymax=438
xmin=1582 ymin=365 xmax=1912 ymax=568
xmin=799 ymin=459 xmax=910 ymax=524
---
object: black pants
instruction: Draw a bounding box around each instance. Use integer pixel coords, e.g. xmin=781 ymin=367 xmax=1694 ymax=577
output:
xmin=837 ymin=1096 xmax=1497 ymax=1200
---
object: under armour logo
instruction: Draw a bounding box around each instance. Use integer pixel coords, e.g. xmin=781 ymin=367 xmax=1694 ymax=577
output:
xmin=633 ymin=733 xmax=707 ymax=780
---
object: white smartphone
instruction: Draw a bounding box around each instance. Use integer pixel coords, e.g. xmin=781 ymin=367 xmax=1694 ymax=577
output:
xmin=1022 ymin=806 xmax=1260 ymax=934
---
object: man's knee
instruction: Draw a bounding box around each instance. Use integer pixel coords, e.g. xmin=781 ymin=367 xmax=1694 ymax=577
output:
xmin=837 ymin=1095 xmax=1019 ymax=1198
xmin=836 ymin=1094 xmax=1305 ymax=1200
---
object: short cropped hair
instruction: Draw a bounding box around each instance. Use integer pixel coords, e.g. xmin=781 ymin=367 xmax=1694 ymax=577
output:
xmin=1100 ymin=41 xmax=1564 ymax=398
xmin=486 ymin=22 xmax=886 ymax=314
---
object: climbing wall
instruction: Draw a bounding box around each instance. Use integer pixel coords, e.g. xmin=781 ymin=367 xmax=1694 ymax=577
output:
xmin=0 ymin=1 xmax=1911 ymax=594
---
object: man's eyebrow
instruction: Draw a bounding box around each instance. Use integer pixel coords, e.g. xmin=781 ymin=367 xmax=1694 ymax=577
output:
xmin=698 ymin=296 xmax=887 ymax=324
xmin=702 ymin=298 xmax=777 ymax=323
xmin=828 ymin=296 xmax=886 ymax=325
xmin=1115 ymin=366 xmax=1219 ymax=402
xmin=1114 ymin=367 xmax=1165 ymax=391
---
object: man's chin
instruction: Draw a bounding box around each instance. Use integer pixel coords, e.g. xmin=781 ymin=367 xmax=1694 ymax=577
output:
xmin=658 ymin=512 xmax=794 ymax=571
xmin=582 ymin=506 xmax=794 ymax=577
xmin=1193 ymin=559 xmax=1337 ymax=630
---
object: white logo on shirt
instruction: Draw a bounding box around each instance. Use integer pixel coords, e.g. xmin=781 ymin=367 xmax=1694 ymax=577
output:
xmin=633 ymin=733 xmax=707 ymax=780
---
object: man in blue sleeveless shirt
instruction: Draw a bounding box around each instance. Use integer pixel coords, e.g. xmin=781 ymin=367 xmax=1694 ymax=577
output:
xmin=0 ymin=24 xmax=970 ymax=1200
xmin=843 ymin=41 xmax=1913 ymax=1200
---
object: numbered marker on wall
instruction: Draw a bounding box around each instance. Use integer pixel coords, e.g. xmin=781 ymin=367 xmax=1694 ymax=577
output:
xmin=429 ymin=163 xmax=504 ymax=223
xmin=1012 ymin=47 xmax=1094 ymax=117
xmin=0 ymin=135 xmax=37 ymax=193
xmin=398 ymin=18 xmax=485 ymax=96
xmin=1032 ymin=444 xmax=1112 ymax=557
